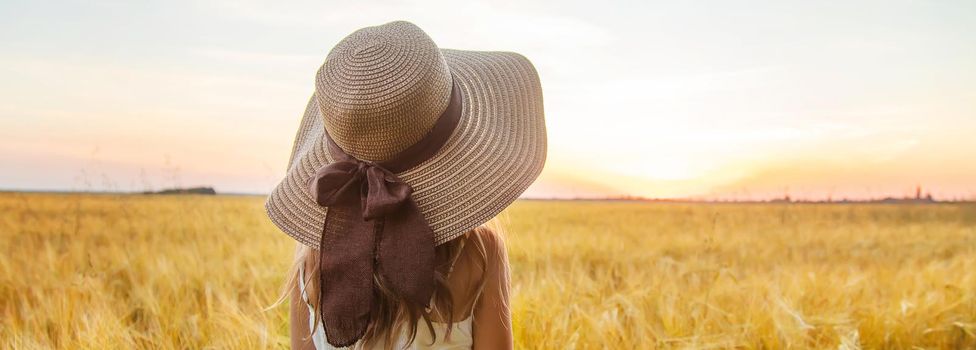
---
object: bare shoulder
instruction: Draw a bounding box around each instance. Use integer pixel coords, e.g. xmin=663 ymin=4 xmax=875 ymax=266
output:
xmin=467 ymin=226 xmax=508 ymax=261
xmin=469 ymin=225 xmax=513 ymax=349
xmin=450 ymin=226 xmax=509 ymax=282
xmin=439 ymin=226 xmax=509 ymax=319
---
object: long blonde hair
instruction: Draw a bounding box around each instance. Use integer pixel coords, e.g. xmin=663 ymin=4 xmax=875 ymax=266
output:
xmin=277 ymin=221 xmax=506 ymax=348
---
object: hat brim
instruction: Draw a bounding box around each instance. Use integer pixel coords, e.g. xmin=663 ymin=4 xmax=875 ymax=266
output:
xmin=265 ymin=49 xmax=547 ymax=247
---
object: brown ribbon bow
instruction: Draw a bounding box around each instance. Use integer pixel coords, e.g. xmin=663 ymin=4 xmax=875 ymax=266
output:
xmin=307 ymin=81 xmax=462 ymax=347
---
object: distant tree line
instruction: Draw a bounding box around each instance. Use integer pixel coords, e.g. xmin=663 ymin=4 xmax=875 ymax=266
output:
xmin=143 ymin=187 xmax=216 ymax=195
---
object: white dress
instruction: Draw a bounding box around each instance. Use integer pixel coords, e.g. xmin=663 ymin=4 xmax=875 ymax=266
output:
xmin=299 ymin=267 xmax=474 ymax=349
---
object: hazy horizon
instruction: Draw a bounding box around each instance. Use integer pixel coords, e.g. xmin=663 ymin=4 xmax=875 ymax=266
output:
xmin=2 ymin=0 xmax=974 ymax=200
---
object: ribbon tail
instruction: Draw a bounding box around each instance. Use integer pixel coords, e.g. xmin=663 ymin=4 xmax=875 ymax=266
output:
xmin=318 ymin=205 xmax=375 ymax=347
xmin=376 ymin=198 xmax=436 ymax=307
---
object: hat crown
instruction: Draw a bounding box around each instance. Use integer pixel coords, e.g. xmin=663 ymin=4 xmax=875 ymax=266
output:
xmin=315 ymin=21 xmax=453 ymax=162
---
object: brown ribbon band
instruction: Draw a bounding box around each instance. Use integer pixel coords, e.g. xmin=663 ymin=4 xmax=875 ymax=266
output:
xmin=307 ymin=80 xmax=462 ymax=347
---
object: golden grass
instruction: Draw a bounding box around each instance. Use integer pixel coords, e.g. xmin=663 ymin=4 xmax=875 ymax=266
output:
xmin=1 ymin=193 xmax=974 ymax=349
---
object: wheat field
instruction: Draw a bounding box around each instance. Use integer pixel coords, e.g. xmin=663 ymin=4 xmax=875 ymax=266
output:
xmin=0 ymin=193 xmax=974 ymax=349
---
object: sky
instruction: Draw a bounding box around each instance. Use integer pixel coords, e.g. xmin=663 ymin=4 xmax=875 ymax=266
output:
xmin=1 ymin=0 xmax=974 ymax=200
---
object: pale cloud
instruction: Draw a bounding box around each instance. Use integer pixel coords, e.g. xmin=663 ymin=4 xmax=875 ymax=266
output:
xmin=201 ymin=0 xmax=614 ymax=49
xmin=189 ymin=47 xmax=322 ymax=66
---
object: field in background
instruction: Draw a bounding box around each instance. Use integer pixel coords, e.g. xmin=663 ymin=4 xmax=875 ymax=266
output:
xmin=1 ymin=193 xmax=974 ymax=349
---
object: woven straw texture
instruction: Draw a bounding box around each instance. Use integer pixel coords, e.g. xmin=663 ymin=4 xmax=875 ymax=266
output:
xmin=265 ymin=21 xmax=546 ymax=247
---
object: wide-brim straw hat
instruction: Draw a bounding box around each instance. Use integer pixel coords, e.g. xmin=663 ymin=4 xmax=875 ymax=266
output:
xmin=266 ymin=21 xmax=546 ymax=247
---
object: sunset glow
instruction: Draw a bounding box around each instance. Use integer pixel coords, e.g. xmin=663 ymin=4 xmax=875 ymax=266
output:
xmin=1 ymin=0 xmax=974 ymax=200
